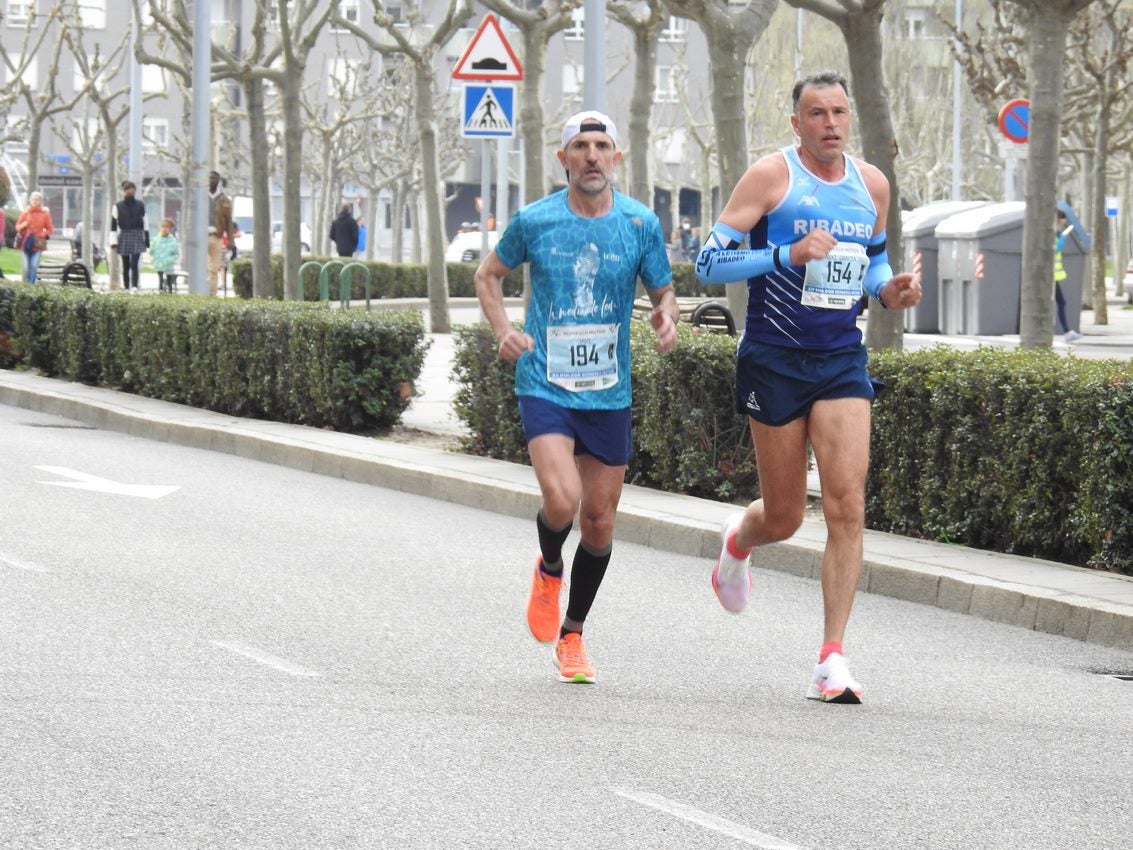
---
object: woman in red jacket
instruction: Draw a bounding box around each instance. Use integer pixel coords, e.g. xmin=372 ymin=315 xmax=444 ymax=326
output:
xmin=16 ymin=192 xmax=54 ymax=284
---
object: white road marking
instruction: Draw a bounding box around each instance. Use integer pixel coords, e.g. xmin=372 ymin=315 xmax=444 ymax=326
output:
xmin=612 ymin=787 xmax=805 ymax=849
xmin=211 ymin=641 xmax=321 ymax=678
xmin=0 ymin=554 xmax=50 ymax=573
xmin=35 ymin=466 xmax=180 ymax=499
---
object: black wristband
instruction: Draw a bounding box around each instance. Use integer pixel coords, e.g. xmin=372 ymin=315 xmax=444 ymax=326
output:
xmin=773 ymin=244 xmax=786 ymax=271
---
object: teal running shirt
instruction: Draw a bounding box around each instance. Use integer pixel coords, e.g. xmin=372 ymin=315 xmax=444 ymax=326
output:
xmin=495 ymin=189 xmax=672 ymax=410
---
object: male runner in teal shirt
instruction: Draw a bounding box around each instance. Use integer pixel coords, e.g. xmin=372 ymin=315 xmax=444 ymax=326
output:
xmin=475 ymin=111 xmax=679 ymax=684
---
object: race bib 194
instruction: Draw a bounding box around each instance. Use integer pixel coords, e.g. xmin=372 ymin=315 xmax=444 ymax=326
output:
xmin=802 ymin=241 xmax=868 ymax=310
xmin=547 ymin=323 xmax=619 ymax=392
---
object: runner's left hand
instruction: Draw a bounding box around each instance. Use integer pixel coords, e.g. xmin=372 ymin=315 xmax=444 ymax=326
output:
xmin=650 ymin=308 xmax=677 ymax=353
xmin=881 ymin=273 xmax=921 ymax=309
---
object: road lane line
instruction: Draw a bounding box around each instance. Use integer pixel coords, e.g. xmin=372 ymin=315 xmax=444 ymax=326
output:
xmin=611 ymin=787 xmax=805 ymax=849
xmin=211 ymin=640 xmax=321 ymax=677
xmin=0 ymin=554 xmax=50 ymax=573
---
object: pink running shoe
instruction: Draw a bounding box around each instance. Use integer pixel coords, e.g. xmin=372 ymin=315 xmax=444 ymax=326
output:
xmin=712 ymin=513 xmax=752 ymax=613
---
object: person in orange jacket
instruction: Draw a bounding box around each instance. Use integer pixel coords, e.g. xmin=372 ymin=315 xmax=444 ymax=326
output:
xmin=16 ymin=192 xmax=54 ymax=284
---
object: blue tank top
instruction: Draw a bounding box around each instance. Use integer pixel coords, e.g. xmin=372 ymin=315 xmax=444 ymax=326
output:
xmin=745 ymin=146 xmax=877 ymax=350
xmin=495 ymin=189 xmax=672 ymax=409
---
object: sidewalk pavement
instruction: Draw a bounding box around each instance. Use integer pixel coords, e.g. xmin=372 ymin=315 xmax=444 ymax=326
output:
xmin=4 ymin=287 xmax=1133 ymax=652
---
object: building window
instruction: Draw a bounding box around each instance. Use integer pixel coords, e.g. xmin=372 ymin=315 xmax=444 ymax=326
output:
xmin=142 ymin=64 xmax=166 ymax=94
xmin=564 ymin=8 xmax=584 ymax=41
xmin=562 ymin=64 xmax=583 ymax=103
xmin=142 ymin=117 xmax=169 ymax=154
xmin=655 ymin=65 xmax=678 ymax=104
xmin=333 ymin=0 xmax=359 ymax=31
xmin=15 ymin=58 xmax=37 ymax=89
xmin=327 ymin=57 xmax=360 ymax=97
xmin=905 ymin=8 xmax=928 ymax=39
xmin=660 ymin=16 xmax=687 ymax=43
xmin=79 ymin=0 xmax=106 ymax=29
xmin=6 ymin=1 xmax=32 ymax=24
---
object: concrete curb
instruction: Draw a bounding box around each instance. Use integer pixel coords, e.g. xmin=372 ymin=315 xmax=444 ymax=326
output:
xmin=3 ymin=368 xmax=1131 ymax=651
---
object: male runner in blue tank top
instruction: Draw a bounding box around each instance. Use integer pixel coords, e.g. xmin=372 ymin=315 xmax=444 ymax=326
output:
xmin=475 ymin=111 xmax=679 ymax=684
xmin=695 ymin=72 xmax=921 ymax=704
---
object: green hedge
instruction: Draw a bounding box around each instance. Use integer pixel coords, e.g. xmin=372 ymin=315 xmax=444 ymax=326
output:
xmin=868 ymin=347 xmax=1133 ymax=573
xmin=0 ymin=282 xmax=428 ymax=432
xmin=231 ymin=256 xmax=524 ymax=301
xmin=452 ymin=321 xmax=757 ymax=503
xmin=453 ymin=326 xmax=1133 ymax=575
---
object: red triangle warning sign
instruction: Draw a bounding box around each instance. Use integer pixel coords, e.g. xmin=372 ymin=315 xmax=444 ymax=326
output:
xmin=452 ymin=15 xmax=524 ymax=82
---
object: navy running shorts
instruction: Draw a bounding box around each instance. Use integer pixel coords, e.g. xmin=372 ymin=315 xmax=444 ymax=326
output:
xmin=734 ymin=338 xmax=877 ymax=427
xmin=518 ymin=395 xmax=633 ymax=467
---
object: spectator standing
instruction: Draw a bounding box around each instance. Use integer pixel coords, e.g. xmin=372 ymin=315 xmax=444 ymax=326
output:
xmin=15 ymin=191 xmax=53 ymax=284
xmin=329 ymin=204 xmax=359 ymax=258
xmin=1055 ymin=209 xmax=1081 ymax=343
xmin=355 ymin=216 xmax=367 ymax=258
xmin=150 ymin=218 xmax=180 ymax=294
xmin=110 ymin=180 xmax=148 ymax=290
xmin=208 ymin=171 xmax=236 ymax=296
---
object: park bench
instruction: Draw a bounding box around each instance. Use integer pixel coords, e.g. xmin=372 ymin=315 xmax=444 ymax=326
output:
xmin=633 ymin=296 xmax=736 ymax=335
xmin=34 ymin=258 xmax=92 ymax=288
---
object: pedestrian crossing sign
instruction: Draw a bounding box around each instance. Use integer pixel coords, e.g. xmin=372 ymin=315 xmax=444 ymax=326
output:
xmin=461 ymin=84 xmax=515 ymax=139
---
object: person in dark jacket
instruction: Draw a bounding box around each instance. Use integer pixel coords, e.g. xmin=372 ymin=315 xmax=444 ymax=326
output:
xmin=329 ymin=204 xmax=359 ymax=257
xmin=111 ymin=181 xmax=148 ymax=290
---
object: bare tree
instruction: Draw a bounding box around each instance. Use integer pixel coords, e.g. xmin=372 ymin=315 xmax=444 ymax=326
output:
xmin=782 ymin=0 xmax=906 ymax=350
xmin=334 ymin=0 xmax=473 ymax=332
xmin=480 ymin=0 xmax=584 ymax=205
xmin=64 ymin=23 xmax=132 ymax=290
xmin=1068 ymin=0 xmax=1133 ymax=323
xmin=1005 ymin=0 xmax=1096 ymax=348
xmin=607 ymin=0 xmax=669 ymax=208
xmin=663 ymin=0 xmax=779 ymax=326
xmin=0 ymin=0 xmax=83 ymax=194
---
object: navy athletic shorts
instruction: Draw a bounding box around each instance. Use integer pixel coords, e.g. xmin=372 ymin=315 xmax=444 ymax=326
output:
xmin=517 ymin=395 xmax=633 ymax=467
xmin=734 ymin=338 xmax=878 ymax=427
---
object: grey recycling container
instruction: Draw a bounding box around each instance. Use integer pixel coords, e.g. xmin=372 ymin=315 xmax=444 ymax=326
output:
xmin=936 ymin=202 xmax=1026 ymax=335
xmin=901 ymin=201 xmax=990 ymax=333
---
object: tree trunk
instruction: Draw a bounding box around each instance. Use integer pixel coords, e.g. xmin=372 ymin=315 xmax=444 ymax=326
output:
xmin=518 ymin=27 xmax=548 ymax=208
xmin=1090 ymin=99 xmax=1110 ymax=324
xmin=244 ymin=75 xmax=274 ymax=298
xmin=627 ymin=27 xmax=657 ymax=208
xmin=841 ymin=13 xmax=906 ymax=352
xmin=707 ymin=26 xmax=756 ymax=329
xmin=280 ymin=70 xmax=305 ymax=300
xmin=415 ymin=61 xmax=450 ymax=333
xmin=1018 ymin=8 xmax=1074 ymax=348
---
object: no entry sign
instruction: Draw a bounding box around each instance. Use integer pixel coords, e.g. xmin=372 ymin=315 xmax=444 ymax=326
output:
xmin=998 ymin=98 xmax=1030 ymax=144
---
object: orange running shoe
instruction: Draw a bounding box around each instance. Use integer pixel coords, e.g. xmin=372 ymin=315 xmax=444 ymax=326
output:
xmin=555 ymin=632 xmax=596 ymax=684
xmin=526 ymin=557 xmax=562 ymax=643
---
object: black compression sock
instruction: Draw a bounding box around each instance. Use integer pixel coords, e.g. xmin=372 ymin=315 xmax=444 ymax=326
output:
xmin=536 ymin=509 xmax=572 ymax=575
xmin=564 ymin=539 xmax=612 ymax=627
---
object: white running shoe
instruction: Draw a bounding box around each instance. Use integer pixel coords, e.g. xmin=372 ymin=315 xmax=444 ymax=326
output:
xmin=1064 ymin=330 xmax=1083 ymax=343
xmin=806 ymin=653 xmax=863 ymax=704
xmin=711 ymin=513 xmax=752 ymax=613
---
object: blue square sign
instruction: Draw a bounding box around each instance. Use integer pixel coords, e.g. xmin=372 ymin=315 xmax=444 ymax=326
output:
xmin=462 ymin=85 xmax=515 ymax=139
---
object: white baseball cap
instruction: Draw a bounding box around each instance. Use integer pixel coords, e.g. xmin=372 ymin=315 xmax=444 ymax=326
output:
xmin=561 ymin=111 xmax=618 ymax=150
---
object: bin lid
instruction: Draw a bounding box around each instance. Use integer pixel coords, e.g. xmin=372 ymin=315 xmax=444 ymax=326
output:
xmin=934 ymin=201 xmax=1025 ymax=239
xmin=901 ymin=201 xmax=990 ymax=238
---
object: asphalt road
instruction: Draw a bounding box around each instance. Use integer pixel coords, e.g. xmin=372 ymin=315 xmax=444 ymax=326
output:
xmin=3 ymin=403 xmax=1133 ymax=849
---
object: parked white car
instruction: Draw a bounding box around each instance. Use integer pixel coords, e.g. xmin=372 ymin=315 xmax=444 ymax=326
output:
xmin=445 ymin=229 xmax=498 ymax=263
